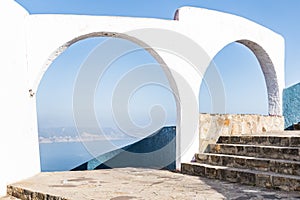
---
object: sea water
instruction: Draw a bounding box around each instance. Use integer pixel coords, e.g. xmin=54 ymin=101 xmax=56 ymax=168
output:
xmin=39 ymin=139 xmax=135 ymax=172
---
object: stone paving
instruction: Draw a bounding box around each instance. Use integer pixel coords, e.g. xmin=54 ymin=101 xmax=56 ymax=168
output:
xmin=3 ymin=168 xmax=300 ymax=200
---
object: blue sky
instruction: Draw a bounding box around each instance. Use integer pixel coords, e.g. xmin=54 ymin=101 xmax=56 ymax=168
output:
xmin=15 ymin=0 xmax=300 ymax=129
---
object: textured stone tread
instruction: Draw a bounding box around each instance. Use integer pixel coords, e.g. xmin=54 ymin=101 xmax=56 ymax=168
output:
xmin=7 ymin=185 xmax=67 ymax=200
xmin=206 ymin=143 xmax=300 ymax=161
xmin=211 ymin=143 xmax=300 ymax=149
xmin=217 ymin=136 xmax=300 ymax=147
xmin=182 ymin=162 xmax=300 ymax=179
xmin=196 ymin=153 xmax=300 ymax=176
xmin=181 ymin=162 xmax=300 ymax=191
xmin=189 ymin=135 xmax=300 ymax=191
xmin=197 ymin=153 xmax=300 ymax=164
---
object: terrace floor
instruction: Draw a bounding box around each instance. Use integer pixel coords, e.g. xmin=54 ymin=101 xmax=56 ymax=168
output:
xmin=2 ymin=167 xmax=300 ymax=200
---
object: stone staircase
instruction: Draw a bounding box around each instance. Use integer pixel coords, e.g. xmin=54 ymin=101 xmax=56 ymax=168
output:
xmin=181 ymin=135 xmax=300 ymax=191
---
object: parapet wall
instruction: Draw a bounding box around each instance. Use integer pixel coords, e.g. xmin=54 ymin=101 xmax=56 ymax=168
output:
xmin=283 ymin=82 xmax=300 ymax=129
xmin=199 ymin=113 xmax=284 ymax=152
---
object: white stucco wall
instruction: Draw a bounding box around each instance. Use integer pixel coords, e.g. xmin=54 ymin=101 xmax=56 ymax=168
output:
xmin=0 ymin=1 xmax=284 ymax=196
xmin=0 ymin=0 xmax=40 ymax=196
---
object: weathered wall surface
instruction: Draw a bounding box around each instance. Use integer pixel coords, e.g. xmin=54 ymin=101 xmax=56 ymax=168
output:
xmin=199 ymin=114 xmax=284 ymax=152
xmin=283 ymin=83 xmax=300 ymax=129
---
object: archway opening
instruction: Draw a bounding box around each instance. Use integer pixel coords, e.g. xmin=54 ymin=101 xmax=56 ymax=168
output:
xmin=199 ymin=41 xmax=268 ymax=115
xmin=198 ymin=41 xmax=273 ymax=152
xmin=37 ymin=36 xmax=177 ymax=171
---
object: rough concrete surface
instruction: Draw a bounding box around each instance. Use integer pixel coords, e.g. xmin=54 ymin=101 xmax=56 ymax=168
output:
xmin=5 ymin=168 xmax=300 ymax=200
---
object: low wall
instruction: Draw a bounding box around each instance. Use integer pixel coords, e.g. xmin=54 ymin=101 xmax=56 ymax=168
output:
xmin=199 ymin=114 xmax=284 ymax=152
xmin=73 ymin=126 xmax=176 ymax=171
xmin=283 ymin=82 xmax=300 ymax=129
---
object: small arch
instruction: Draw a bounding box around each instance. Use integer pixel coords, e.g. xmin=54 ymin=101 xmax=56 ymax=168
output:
xmin=201 ymin=39 xmax=281 ymax=116
xmin=199 ymin=41 xmax=269 ymax=115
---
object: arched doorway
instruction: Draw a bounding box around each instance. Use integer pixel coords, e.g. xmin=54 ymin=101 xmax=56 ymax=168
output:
xmin=198 ymin=39 xmax=282 ymax=152
xmin=36 ymin=34 xmax=178 ymax=171
xmin=200 ymin=41 xmax=268 ymax=115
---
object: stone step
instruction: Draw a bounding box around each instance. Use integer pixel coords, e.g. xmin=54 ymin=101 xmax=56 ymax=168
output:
xmin=195 ymin=153 xmax=300 ymax=176
xmin=181 ymin=162 xmax=300 ymax=191
xmin=217 ymin=136 xmax=300 ymax=147
xmin=6 ymin=185 xmax=64 ymax=200
xmin=206 ymin=144 xmax=300 ymax=161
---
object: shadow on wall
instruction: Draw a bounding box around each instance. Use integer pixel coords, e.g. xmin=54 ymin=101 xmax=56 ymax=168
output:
xmin=283 ymin=83 xmax=300 ymax=130
xmin=72 ymin=126 xmax=176 ymax=171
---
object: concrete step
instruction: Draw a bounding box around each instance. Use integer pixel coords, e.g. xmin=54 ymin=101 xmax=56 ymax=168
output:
xmin=206 ymin=144 xmax=300 ymax=161
xmin=217 ymin=136 xmax=300 ymax=147
xmin=181 ymin=162 xmax=300 ymax=191
xmin=6 ymin=184 xmax=64 ymax=200
xmin=195 ymin=153 xmax=300 ymax=176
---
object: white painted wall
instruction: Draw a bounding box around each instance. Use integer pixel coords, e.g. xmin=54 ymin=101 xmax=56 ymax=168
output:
xmin=0 ymin=1 xmax=284 ymax=196
xmin=0 ymin=0 xmax=40 ymax=196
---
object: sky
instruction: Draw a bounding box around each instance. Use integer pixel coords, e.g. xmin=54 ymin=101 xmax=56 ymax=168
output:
xmin=15 ymin=0 xmax=300 ymax=130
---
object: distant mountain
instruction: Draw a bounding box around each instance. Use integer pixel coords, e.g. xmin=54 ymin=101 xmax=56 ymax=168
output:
xmin=38 ymin=127 xmax=78 ymax=138
xmin=38 ymin=126 xmax=138 ymax=143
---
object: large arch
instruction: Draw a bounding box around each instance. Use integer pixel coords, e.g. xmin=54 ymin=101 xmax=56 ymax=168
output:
xmin=37 ymin=35 xmax=178 ymax=171
xmin=31 ymin=28 xmax=206 ymax=171
xmin=35 ymin=32 xmax=181 ymax=171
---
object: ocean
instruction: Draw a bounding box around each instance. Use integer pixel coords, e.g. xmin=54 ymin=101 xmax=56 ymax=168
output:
xmin=39 ymin=139 xmax=135 ymax=172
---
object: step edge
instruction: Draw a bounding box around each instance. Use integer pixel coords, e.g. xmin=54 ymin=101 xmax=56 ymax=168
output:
xmin=209 ymin=143 xmax=300 ymax=149
xmin=7 ymin=185 xmax=68 ymax=200
xmin=182 ymin=162 xmax=300 ymax=180
xmin=196 ymin=153 xmax=300 ymax=164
